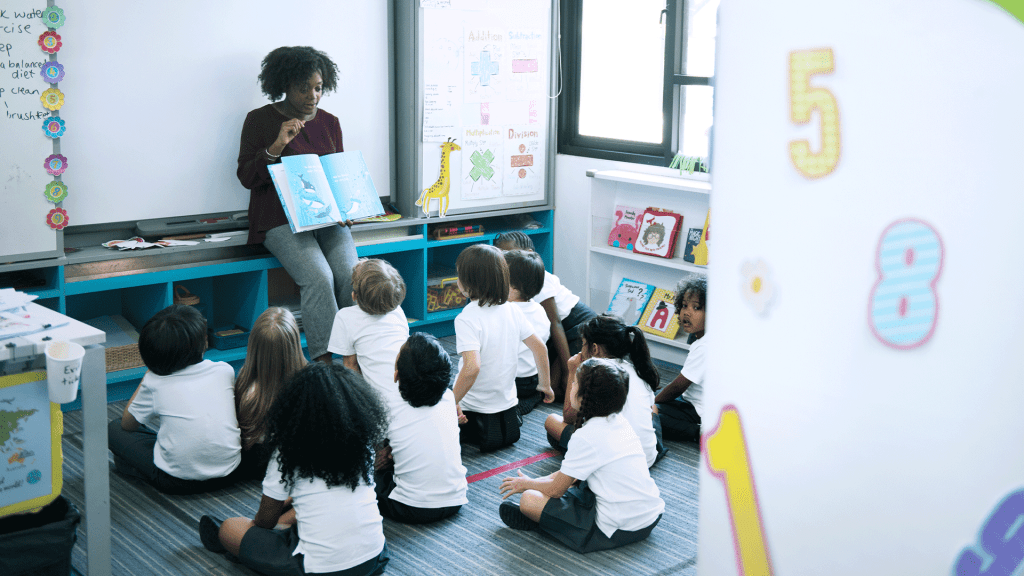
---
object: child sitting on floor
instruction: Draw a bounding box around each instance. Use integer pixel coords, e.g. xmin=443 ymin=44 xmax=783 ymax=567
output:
xmin=494 ymin=232 xmax=597 ymax=403
xmin=233 ymin=307 xmax=307 ymax=478
xmin=498 ymin=358 xmax=664 ymax=553
xmin=453 ymin=244 xmax=552 ymax=452
xmin=544 ymin=314 xmax=665 ymax=467
xmin=327 ymin=258 xmax=409 ymax=407
xmin=374 ymin=333 xmax=467 ymax=524
xmin=200 ymin=363 xmax=390 ymax=576
xmin=108 ymin=304 xmax=242 ymax=494
xmin=503 ymin=249 xmax=552 ymax=416
xmin=654 ymin=274 xmax=707 ymax=442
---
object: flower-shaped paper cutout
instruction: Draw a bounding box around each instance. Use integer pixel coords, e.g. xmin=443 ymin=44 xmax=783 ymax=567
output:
xmin=741 ymin=259 xmax=775 ymax=316
xmin=40 ymin=88 xmax=65 ymax=111
xmin=38 ymin=31 xmax=62 ymax=54
xmin=46 ymin=207 xmax=69 ymax=230
xmin=44 ymin=154 xmax=68 ymax=176
xmin=44 ymin=181 xmax=68 ymax=203
xmin=40 ymin=61 xmax=65 ymax=84
xmin=41 ymin=6 xmax=66 ymax=29
xmin=42 ymin=116 xmax=66 ymax=138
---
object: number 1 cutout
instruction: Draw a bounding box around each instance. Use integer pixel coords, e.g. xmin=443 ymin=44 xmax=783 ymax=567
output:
xmin=789 ymin=48 xmax=841 ymax=178
xmin=705 ymin=406 xmax=775 ymax=576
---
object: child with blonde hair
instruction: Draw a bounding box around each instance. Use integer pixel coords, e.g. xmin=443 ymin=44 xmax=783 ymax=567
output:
xmin=234 ymin=306 xmax=307 ymax=478
xmin=328 ymin=258 xmax=409 ymax=406
xmin=453 ymin=244 xmax=552 ymax=452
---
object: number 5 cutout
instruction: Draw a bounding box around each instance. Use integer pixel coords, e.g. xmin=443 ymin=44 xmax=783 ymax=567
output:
xmin=789 ymin=48 xmax=841 ymax=178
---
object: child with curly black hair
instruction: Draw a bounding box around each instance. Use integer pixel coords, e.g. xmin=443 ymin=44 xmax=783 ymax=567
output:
xmin=374 ymin=333 xmax=467 ymax=524
xmin=453 ymin=244 xmax=551 ymax=452
xmin=200 ymin=363 xmax=390 ymax=576
xmin=654 ymin=274 xmax=707 ymax=442
xmin=498 ymin=358 xmax=664 ymax=553
xmin=544 ymin=314 xmax=665 ymax=467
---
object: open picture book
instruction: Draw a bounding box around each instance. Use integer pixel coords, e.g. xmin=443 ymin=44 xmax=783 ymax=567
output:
xmin=268 ymin=151 xmax=386 ymax=233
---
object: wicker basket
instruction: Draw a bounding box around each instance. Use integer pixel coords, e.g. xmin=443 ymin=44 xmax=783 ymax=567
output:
xmin=105 ymin=343 xmax=145 ymax=373
xmin=173 ymin=285 xmax=200 ymax=306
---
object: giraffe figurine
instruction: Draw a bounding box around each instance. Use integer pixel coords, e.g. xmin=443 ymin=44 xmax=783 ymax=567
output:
xmin=417 ymin=137 xmax=461 ymax=217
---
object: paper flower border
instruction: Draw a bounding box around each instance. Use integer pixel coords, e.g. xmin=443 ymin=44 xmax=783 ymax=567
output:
xmin=40 ymin=88 xmax=64 ymax=111
xmin=42 ymin=116 xmax=66 ymax=138
xmin=40 ymin=61 xmax=65 ymax=84
xmin=41 ymin=6 xmax=66 ymax=30
xmin=44 ymin=154 xmax=68 ymax=176
xmin=740 ymin=259 xmax=775 ymax=316
xmin=38 ymin=31 xmax=62 ymax=54
xmin=44 ymin=181 xmax=68 ymax=203
xmin=46 ymin=208 xmax=69 ymax=230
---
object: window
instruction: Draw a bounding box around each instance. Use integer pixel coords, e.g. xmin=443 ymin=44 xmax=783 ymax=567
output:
xmin=558 ymin=0 xmax=719 ymax=167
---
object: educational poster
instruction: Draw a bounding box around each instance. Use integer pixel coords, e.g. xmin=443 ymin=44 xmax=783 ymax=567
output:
xmin=464 ymin=26 xmax=506 ymax=103
xmin=0 ymin=372 xmax=60 ymax=517
xmin=461 ymin=126 xmax=503 ymax=199
xmin=0 ymin=0 xmax=61 ymax=261
xmin=420 ymin=1 xmax=550 ymax=214
xmin=502 ymin=125 xmax=544 ymax=196
xmin=701 ymin=2 xmax=1024 ymax=575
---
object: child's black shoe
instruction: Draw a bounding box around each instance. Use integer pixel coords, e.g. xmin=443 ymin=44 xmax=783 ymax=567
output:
xmin=199 ymin=515 xmax=226 ymax=553
xmin=499 ymin=501 xmax=538 ymax=531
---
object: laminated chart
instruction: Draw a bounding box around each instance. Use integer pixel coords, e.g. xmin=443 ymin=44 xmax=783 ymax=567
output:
xmin=461 ymin=126 xmax=503 ymax=199
xmin=502 ymin=125 xmax=544 ymax=196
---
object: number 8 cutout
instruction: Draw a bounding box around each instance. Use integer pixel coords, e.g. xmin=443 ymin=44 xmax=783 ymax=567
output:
xmin=869 ymin=219 xmax=944 ymax=349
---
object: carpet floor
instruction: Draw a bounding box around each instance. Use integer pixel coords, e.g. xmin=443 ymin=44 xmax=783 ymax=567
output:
xmin=61 ymin=337 xmax=700 ymax=575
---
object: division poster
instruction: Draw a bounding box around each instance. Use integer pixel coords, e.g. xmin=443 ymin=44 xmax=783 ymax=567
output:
xmin=502 ymin=125 xmax=544 ymax=196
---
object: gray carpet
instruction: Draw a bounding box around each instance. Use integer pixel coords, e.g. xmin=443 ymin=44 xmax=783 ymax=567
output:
xmin=61 ymin=338 xmax=700 ymax=575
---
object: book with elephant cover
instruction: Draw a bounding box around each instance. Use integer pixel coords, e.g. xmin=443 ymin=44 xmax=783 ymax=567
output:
xmin=267 ymin=151 xmax=385 ymax=233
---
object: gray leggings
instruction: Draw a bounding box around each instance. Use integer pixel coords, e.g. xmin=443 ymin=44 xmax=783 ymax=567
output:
xmin=263 ymin=224 xmax=359 ymax=359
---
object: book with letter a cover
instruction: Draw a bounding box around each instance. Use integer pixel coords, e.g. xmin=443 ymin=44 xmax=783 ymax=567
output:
xmin=268 ymin=151 xmax=385 ymax=233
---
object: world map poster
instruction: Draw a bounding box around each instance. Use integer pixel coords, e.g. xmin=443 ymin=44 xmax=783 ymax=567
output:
xmin=0 ymin=371 xmax=60 ymax=517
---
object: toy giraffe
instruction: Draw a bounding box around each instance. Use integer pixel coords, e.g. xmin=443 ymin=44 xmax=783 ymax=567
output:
xmin=417 ymin=137 xmax=461 ymax=217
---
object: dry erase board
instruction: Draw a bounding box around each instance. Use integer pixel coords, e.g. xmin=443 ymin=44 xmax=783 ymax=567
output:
xmin=701 ymin=1 xmax=1024 ymax=575
xmin=55 ymin=0 xmax=392 ymax=227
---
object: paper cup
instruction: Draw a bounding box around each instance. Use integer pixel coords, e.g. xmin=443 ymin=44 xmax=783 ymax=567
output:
xmin=45 ymin=341 xmax=85 ymax=403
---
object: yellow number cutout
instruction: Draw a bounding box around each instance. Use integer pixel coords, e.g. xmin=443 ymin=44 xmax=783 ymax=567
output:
xmin=789 ymin=48 xmax=840 ymax=178
xmin=705 ymin=406 xmax=774 ymax=576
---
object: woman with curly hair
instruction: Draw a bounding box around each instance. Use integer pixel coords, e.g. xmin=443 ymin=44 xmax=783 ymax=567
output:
xmin=497 ymin=358 xmax=664 ymax=553
xmin=237 ymin=46 xmax=358 ymax=364
xmin=199 ymin=363 xmax=390 ymax=575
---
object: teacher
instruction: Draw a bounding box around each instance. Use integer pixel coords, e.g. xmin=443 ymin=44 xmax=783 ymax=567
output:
xmin=237 ymin=46 xmax=357 ymax=364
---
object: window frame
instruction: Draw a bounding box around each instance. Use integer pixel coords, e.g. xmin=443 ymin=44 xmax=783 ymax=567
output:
xmin=558 ymin=0 xmax=713 ymax=168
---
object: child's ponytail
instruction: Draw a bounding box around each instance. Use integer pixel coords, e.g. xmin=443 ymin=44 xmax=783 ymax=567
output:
xmin=625 ymin=326 xmax=660 ymax=393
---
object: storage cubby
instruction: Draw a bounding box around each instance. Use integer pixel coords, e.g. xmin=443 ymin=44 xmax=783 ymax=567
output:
xmin=65 ymin=283 xmax=171 ymax=332
xmin=176 ymin=270 xmax=267 ymax=334
xmin=0 ymin=265 xmax=61 ymax=298
xmin=371 ymin=249 xmax=426 ymax=323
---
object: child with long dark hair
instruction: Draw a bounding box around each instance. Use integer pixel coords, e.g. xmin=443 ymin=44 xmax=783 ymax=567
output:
xmin=453 ymin=244 xmax=552 ymax=452
xmin=234 ymin=307 xmax=308 ymax=478
xmin=374 ymin=333 xmax=467 ymax=524
xmin=544 ymin=314 xmax=664 ymax=467
xmin=200 ymin=363 xmax=390 ymax=576
xmin=498 ymin=358 xmax=664 ymax=553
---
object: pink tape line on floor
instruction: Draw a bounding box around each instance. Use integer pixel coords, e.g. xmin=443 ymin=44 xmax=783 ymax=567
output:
xmin=466 ymin=450 xmax=559 ymax=484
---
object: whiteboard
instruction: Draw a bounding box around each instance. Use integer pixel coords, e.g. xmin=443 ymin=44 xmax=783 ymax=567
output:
xmin=0 ymin=0 xmax=61 ymax=260
xmin=58 ymin=0 xmax=392 ymax=227
xmin=414 ymin=0 xmax=553 ymax=217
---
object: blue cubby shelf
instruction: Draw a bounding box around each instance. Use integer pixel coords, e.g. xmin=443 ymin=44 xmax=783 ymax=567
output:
xmin=46 ymin=209 xmax=552 ymax=409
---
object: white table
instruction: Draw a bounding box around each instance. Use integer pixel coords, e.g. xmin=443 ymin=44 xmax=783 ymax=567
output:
xmin=1 ymin=303 xmax=109 ymax=576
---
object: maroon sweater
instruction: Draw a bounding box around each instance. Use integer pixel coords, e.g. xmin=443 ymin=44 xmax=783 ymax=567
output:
xmin=236 ymin=104 xmax=344 ymax=244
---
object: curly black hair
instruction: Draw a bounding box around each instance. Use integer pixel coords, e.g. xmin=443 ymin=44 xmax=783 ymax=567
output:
xmin=258 ymin=46 xmax=340 ymax=101
xmin=674 ymin=274 xmax=707 ymax=312
xmin=265 ymin=363 xmax=388 ymax=491
xmin=397 ymin=333 xmax=453 ymax=408
xmin=576 ymin=358 xmax=629 ymax=425
xmin=579 ymin=314 xmax=660 ymax=392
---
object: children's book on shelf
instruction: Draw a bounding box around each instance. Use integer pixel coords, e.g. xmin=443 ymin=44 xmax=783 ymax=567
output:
xmin=268 ymin=151 xmax=385 ymax=233
xmin=638 ymin=288 xmax=680 ymax=339
xmin=606 ymin=278 xmax=655 ymax=326
xmin=607 ymin=205 xmax=643 ymax=250
xmin=691 ymin=210 xmax=710 ymax=266
xmin=682 ymin=227 xmax=703 ymax=264
xmin=633 ymin=208 xmax=683 ymax=259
